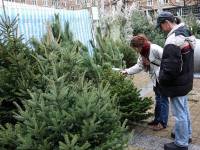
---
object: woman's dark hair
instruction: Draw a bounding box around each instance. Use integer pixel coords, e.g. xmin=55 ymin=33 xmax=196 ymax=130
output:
xmin=164 ymin=16 xmax=181 ymax=25
xmin=161 ymin=16 xmax=181 ymax=24
xmin=174 ymin=16 xmax=181 ymax=24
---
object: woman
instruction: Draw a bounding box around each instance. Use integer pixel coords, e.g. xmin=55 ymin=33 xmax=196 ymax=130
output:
xmin=156 ymin=11 xmax=194 ymax=150
xmin=122 ymin=34 xmax=169 ymax=131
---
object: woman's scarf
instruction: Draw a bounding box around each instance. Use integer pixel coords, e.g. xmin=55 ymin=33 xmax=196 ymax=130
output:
xmin=140 ymin=42 xmax=150 ymax=71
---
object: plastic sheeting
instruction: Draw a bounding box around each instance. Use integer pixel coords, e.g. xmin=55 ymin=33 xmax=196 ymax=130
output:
xmin=0 ymin=2 xmax=93 ymax=54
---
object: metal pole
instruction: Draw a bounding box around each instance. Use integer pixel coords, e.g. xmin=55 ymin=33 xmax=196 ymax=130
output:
xmin=157 ymin=0 xmax=162 ymax=13
xmin=100 ymin=0 xmax=104 ymax=17
xmin=2 ymin=0 xmax=7 ymax=19
xmin=183 ymin=0 xmax=186 ymax=7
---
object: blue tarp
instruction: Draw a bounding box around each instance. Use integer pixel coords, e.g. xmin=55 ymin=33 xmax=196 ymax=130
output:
xmin=0 ymin=3 xmax=93 ymax=54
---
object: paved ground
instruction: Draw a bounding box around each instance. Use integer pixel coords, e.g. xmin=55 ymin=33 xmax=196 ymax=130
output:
xmin=128 ymin=133 xmax=200 ymax=150
xmin=128 ymin=72 xmax=200 ymax=150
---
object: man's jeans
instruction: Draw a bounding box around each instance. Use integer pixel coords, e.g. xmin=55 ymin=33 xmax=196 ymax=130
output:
xmin=171 ymin=95 xmax=192 ymax=147
xmin=154 ymin=87 xmax=169 ymax=127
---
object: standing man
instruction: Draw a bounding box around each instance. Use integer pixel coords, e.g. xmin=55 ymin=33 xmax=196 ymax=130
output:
xmin=156 ymin=11 xmax=194 ymax=150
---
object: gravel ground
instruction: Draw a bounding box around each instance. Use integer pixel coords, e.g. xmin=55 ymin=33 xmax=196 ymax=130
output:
xmin=129 ymin=74 xmax=200 ymax=150
xmin=129 ymin=133 xmax=200 ymax=150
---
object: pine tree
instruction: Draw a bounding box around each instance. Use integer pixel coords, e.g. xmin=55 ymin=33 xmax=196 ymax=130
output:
xmin=0 ymin=14 xmax=157 ymax=149
xmin=91 ymin=25 xmax=137 ymax=69
xmin=0 ymin=15 xmax=128 ymax=150
xmin=0 ymin=123 xmax=19 ymax=150
xmin=101 ymin=67 xmax=153 ymax=123
xmin=91 ymin=27 xmax=125 ymax=68
xmin=0 ymin=43 xmax=128 ymax=150
xmin=131 ymin=11 xmax=165 ymax=47
xmin=115 ymin=40 xmax=137 ymax=68
xmin=184 ymin=14 xmax=200 ymax=38
xmin=87 ymin=23 xmax=152 ymax=123
xmin=0 ymin=15 xmax=37 ymax=124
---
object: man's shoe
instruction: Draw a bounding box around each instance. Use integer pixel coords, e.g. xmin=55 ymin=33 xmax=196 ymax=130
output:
xmin=147 ymin=120 xmax=158 ymax=126
xmin=164 ymin=142 xmax=188 ymax=150
xmin=171 ymin=133 xmax=192 ymax=143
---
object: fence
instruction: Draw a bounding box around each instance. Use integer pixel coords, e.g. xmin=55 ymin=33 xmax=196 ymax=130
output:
xmin=0 ymin=1 xmax=94 ymax=54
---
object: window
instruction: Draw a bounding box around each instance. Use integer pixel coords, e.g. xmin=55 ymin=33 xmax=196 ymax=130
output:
xmin=32 ymin=0 xmax=37 ymax=5
xmin=62 ymin=2 xmax=67 ymax=7
xmin=159 ymin=0 xmax=168 ymax=4
xmin=164 ymin=0 xmax=168 ymax=3
xmin=92 ymin=0 xmax=96 ymax=5
xmin=61 ymin=1 xmax=67 ymax=7
xmin=147 ymin=0 xmax=153 ymax=6
xmin=76 ymin=0 xmax=81 ymax=4
xmin=43 ymin=0 xmax=48 ymax=6
xmin=76 ymin=0 xmax=89 ymax=5
xmin=64 ymin=0 xmax=69 ymax=7
xmin=52 ymin=0 xmax=59 ymax=7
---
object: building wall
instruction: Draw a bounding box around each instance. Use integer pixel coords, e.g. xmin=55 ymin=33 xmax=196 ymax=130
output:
xmin=134 ymin=0 xmax=198 ymax=10
xmin=5 ymin=0 xmax=98 ymax=9
xmin=4 ymin=0 xmax=199 ymax=10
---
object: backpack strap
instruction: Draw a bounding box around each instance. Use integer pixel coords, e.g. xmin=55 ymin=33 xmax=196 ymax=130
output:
xmin=151 ymin=62 xmax=160 ymax=66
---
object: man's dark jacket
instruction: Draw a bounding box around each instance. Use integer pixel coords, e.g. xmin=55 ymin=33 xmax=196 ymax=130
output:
xmin=159 ymin=24 xmax=194 ymax=97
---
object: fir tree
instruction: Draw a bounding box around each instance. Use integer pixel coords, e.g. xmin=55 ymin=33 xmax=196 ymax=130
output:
xmin=131 ymin=11 xmax=165 ymax=47
xmin=0 ymin=14 xmax=157 ymax=149
xmin=0 ymin=15 xmax=37 ymax=124
xmin=0 ymin=15 xmax=128 ymax=149
xmin=101 ymin=67 xmax=153 ymax=123
xmin=0 ymin=44 xmax=128 ymax=150
xmin=91 ymin=26 xmax=137 ymax=69
xmin=91 ymin=27 xmax=125 ymax=68
xmin=184 ymin=13 xmax=200 ymax=38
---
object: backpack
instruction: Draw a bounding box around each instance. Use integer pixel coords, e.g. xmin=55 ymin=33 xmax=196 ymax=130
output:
xmin=185 ymin=35 xmax=197 ymax=50
xmin=181 ymin=36 xmax=200 ymax=72
xmin=172 ymin=27 xmax=200 ymax=72
xmin=194 ymin=38 xmax=200 ymax=52
xmin=194 ymin=38 xmax=200 ymax=72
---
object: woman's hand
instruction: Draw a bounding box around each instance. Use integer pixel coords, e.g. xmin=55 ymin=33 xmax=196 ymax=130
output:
xmin=142 ymin=57 xmax=150 ymax=66
xmin=121 ymin=70 xmax=128 ymax=75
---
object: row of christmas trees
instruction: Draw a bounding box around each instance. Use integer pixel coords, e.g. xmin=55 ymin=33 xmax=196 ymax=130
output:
xmin=0 ymin=14 xmax=153 ymax=149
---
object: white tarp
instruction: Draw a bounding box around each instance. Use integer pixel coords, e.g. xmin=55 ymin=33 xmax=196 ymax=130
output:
xmin=0 ymin=2 xmax=93 ymax=54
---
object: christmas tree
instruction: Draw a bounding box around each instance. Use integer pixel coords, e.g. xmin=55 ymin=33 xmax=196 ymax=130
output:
xmin=0 ymin=14 xmax=154 ymax=149
xmin=0 ymin=15 xmax=37 ymax=125
xmin=101 ymin=67 xmax=153 ymax=123
xmin=0 ymin=15 xmax=128 ymax=150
